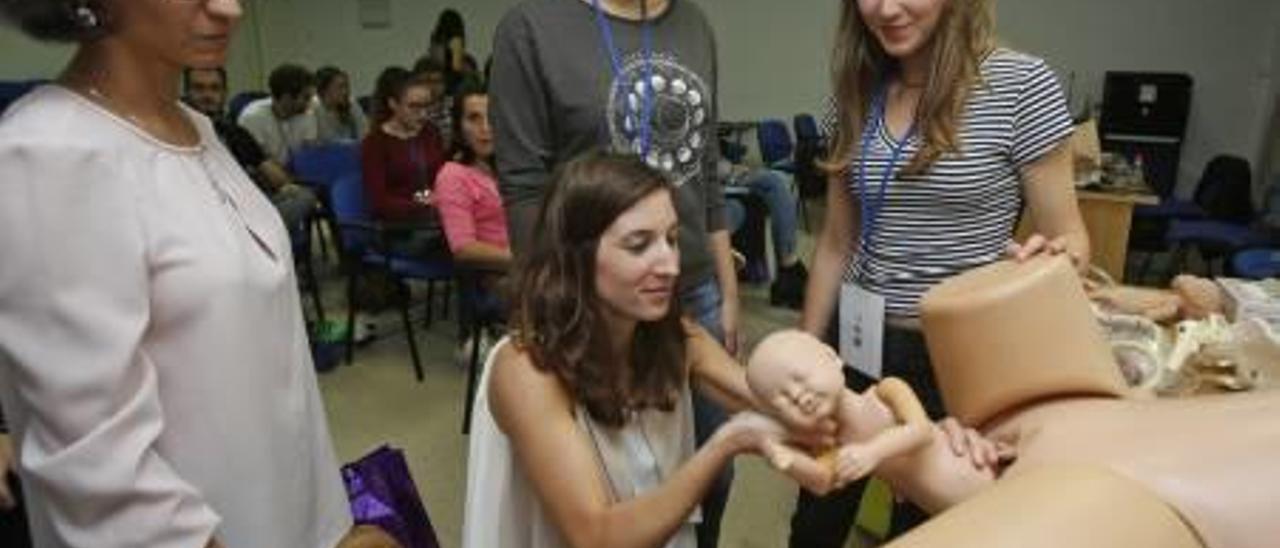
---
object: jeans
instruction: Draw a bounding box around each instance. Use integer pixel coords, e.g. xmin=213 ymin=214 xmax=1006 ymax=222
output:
xmin=724 ymin=169 xmax=799 ymax=262
xmin=788 ymin=315 xmax=944 ymax=548
xmin=271 ymin=183 xmax=318 ymax=239
xmin=680 ymin=278 xmax=733 ymax=548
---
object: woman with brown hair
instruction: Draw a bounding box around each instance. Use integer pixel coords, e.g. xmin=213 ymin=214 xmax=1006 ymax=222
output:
xmin=462 ymin=151 xmax=819 ymax=548
xmin=361 ymin=66 xmax=448 ymax=263
xmin=796 ymin=0 xmax=1089 ymax=544
xmin=0 ymin=0 xmax=351 ymax=546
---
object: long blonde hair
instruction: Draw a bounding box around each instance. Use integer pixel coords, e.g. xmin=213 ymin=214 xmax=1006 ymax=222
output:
xmin=822 ymin=0 xmax=996 ymax=176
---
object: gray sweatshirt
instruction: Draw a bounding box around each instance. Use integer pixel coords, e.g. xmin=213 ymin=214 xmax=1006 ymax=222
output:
xmin=491 ymin=0 xmax=725 ymax=291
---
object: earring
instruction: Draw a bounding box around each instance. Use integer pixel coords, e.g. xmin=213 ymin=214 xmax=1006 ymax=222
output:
xmin=73 ymin=1 xmax=99 ymax=29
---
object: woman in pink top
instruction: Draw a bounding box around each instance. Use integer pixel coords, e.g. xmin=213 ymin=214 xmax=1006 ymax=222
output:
xmin=434 ymin=84 xmax=509 ymax=269
xmin=434 ymin=84 xmax=508 ymax=343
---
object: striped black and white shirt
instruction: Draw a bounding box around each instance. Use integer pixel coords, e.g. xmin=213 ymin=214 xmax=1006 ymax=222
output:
xmin=822 ymin=48 xmax=1073 ymax=318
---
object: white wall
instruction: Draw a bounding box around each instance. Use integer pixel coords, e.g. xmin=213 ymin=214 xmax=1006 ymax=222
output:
xmin=2 ymin=0 xmax=1276 ymax=197
xmin=0 ymin=27 xmax=74 ymax=81
xmin=241 ymin=0 xmax=517 ymax=97
xmin=1000 ymin=0 xmax=1279 ymax=199
xmin=1260 ymin=2 xmax=1280 ymax=191
xmin=697 ymin=0 xmax=836 ymax=121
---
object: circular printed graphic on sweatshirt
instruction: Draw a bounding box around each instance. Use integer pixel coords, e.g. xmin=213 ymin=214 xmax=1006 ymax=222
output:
xmin=607 ymin=53 xmax=710 ymax=187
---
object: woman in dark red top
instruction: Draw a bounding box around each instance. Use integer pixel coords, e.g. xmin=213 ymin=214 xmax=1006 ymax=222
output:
xmin=362 ymin=67 xmax=446 ymax=224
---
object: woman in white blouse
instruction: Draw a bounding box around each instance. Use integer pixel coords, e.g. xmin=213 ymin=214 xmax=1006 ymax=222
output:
xmin=0 ymin=1 xmax=352 ymax=547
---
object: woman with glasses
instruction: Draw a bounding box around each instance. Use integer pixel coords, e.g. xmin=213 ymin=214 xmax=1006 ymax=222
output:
xmin=0 ymin=1 xmax=353 ymax=547
xmin=361 ymin=66 xmax=448 ymax=257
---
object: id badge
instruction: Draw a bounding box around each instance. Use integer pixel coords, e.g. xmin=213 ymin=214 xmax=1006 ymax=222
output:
xmin=839 ymin=282 xmax=885 ymax=379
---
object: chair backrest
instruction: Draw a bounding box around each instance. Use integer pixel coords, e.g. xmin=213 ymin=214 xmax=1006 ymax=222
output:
xmin=290 ymin=142 xmax=362 ymax=187
xmin=792 ymin=113 xmax=827 ymax=198
xmin=1262 ymin=175 xmax=1280 ymax=232
xmin=1193 ymin=155 xmax=1254 ymax=223
xmin=330 ymin=173 xmax=376 ymax=253
xmin=228 ymin=90 xmax=268 ymax=121
xmin=793 ymin=113 xmax=820 ymax=143
xmin=757 ymin=119 xmax=794 ymax=165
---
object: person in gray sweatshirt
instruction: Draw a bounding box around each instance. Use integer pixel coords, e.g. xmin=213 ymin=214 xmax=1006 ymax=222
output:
xmin=489 ymin=1 xmax=739 ymax=546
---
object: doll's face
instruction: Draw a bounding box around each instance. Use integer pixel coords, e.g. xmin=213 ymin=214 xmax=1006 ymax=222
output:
xmin=749 ymin=331 xmax=846 ymax=430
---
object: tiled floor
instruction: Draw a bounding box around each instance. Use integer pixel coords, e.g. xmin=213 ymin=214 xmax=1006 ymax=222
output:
xmin=310 ymin=216 xmax=870 ymax=547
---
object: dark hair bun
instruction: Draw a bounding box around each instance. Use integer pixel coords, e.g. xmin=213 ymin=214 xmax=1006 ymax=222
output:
xmin=0 ymin=0 xmax=109 ymax=43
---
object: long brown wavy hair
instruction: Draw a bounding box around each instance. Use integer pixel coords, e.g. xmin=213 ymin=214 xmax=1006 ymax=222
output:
xmin=823 ymin=0 xmax=996 ymax=176
xmin=511 ymin=150 xmax=687 ymax=428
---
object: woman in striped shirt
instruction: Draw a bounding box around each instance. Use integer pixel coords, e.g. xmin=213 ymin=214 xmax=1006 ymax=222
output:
xmin=793 ymin=0 xmax=1089 ymax=544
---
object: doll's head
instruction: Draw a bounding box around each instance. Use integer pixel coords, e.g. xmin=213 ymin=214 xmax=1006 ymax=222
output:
xmin=747 ymin=330 xmax=846 ymax=430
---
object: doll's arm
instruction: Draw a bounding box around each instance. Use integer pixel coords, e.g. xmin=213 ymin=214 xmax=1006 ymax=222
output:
xmin=748 ymin=412 xmax=838 ymax=495
xmin=867 ymin=377 xmax=933 ymax=459
xmin=762 ymin=439 xmax=839 ymax=496
xmin=835 ymin=378 xmax=933 ymax=483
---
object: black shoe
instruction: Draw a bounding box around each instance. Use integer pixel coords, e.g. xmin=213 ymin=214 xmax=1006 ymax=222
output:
xmin=770 ymin=262 xmax=808 ymax=309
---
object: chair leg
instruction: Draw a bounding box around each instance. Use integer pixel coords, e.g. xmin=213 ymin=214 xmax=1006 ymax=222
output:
xmin=344 ymin=264 xmax=360 ymax=365
xmin=304 ymin=255 xmax=326 ymax=324
xmin=1167 ymin=243 xmax=1191 ymax=283
xmin=442 ymin=280 xmax=452 ymax=320
xmin=398 ymin=281 xmax=425 ymax=382
xmin=462 ymin=315 xmax=484 ymax=434
xmin=424 ymin=281 xmax=435 ymax=329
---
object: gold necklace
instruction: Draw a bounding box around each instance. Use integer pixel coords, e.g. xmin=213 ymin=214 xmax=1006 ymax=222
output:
xmin=83 ymin=85 xmax=148 ymax=128
xmin=77 ymin=82 xmax=198 ymax=147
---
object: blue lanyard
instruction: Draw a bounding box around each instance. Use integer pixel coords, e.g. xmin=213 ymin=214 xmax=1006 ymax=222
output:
xmin=856 ymin=86 xmax=917 ymax=260
xmin=591 ymin=0 xmax=655 ymax=156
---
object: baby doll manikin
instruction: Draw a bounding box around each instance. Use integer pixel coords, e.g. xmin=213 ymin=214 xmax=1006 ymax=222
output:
xmin=745 ymin=330 xmax=1002 ymax=514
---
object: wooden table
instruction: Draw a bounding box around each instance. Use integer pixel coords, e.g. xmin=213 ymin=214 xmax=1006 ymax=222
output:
xmin=1017 ymin=188 xmax=1158 ymax=281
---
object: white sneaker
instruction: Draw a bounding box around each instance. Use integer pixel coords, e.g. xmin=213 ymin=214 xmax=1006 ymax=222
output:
xmin=353 ymin=314 xmax=378 ymax=345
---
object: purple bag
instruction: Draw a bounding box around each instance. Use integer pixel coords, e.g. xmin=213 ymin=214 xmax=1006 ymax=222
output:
xmin=341 ymin=445 xmax=440 ymax=548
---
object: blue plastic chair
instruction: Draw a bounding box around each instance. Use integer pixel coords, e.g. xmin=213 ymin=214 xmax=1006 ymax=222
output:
xmin=290 ymin=142 xmax=362 ymax=187
xmin=330 ymin=173 xmax=454 ymax=381
xmin=757 ymin=119 xmax=795 ymax=172
xmin=1165 ymin=156 xmax=1267 ymax=277
xmin=793 ymin=113 xmax=820 ymax=144
xmin=458 ymin=264 xmax=507 ymax=435
xmin=792 ymin=113 xmax=826 ymax=228
xmin=1231 ymin=248 xmax=1280 ymax=279
xmin=289 ymin=143 xmax=362 ymax=262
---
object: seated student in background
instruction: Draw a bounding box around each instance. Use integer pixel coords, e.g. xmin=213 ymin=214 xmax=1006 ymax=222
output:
xmin=314 ymin=66 xmax=368 ymax=143
xmin=361 ymin=66 xmax=447 ymax=256
xmin=238 ymin=63 xmax=317 ymax=166
xmin=721 ymin=159 xmax=809 ymax=309
xmin=434 ymin=84 xmax=506 ymax=356
xmin=411 ymin=56 xmax=453 ymax=146
xmin=185 ymin=67 xmax=317 ymax=233
xmin=435 ymin=84 xmax=508 ymax=270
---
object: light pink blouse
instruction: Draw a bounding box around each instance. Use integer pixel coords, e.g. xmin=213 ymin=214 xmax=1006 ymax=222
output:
xmin=0 ymin=86 xmax=351 ymax=548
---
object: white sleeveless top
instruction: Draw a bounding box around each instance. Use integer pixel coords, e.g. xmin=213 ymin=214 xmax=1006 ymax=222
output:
xmin=463 ymin=338 xmax=699 ymax=548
